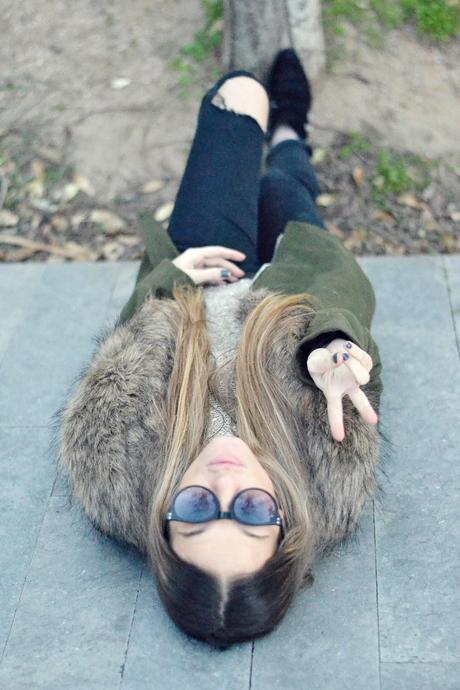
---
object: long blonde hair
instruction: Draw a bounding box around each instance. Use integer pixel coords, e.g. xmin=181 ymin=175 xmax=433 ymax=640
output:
xmin=147 ymin=283 xmax=318 ymax=646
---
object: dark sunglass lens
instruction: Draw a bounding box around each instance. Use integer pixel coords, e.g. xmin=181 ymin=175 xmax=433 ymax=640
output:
xmin=174 ymin=487 xmax=216 ymax=522
xmin=234 ymin=489 xmax=277 ymax=525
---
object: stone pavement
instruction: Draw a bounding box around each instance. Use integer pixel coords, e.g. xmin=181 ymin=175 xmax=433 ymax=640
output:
xmin=0 ymin=256 xmax=459 ymax=689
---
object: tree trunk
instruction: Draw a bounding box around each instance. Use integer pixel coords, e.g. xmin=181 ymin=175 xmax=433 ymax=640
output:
xmin=223 ymin=0 xmax=325 ymax=82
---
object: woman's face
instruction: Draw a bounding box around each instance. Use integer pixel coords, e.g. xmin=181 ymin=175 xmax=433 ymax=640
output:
xmin=168 ymin=436 xmax=282 ymax=581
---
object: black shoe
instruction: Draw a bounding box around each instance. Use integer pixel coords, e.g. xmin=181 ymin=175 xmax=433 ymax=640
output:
xmin=266 ymin=48 xmax=312 ymax=142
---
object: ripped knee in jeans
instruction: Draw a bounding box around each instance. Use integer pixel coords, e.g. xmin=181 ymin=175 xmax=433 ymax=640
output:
xmin=211 ymin=92 xmax=229 ymax=111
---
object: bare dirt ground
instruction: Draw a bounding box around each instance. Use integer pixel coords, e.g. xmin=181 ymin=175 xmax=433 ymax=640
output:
xmin=0 ymin=0 xmax=459 ymax=262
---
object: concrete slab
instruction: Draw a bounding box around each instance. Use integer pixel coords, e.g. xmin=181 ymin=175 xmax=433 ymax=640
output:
xmin=381 ymin=662 xmax=460 ymax=690
xmin=0 ymin=262 xmax=119 ymax=427
xmin=362 ymin=256 xmax=460 ymax=665
xmin=0 ymin=496 xmax=144 ymax=690
xmin=0 ymin=427 xmax=56 ymax=658
xmin=1 ymin=257 xmax=459 ymax=689
xmin=0 ymin=263 xmax=45 ymax=363
xmin=120 ymin=567 xmax=253 ymax=690
xmin=251 ymin=505 xmax=380 ymax=690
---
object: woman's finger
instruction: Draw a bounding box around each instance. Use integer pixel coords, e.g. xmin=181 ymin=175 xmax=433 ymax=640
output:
xmin=342 ymin=341 xmax=373 ymax=371
xmin=200 ymin=256 xmax=245 ymax=277
xmin=307 ymin=348 xmax=344 ymax=375
xmin=343 ymin=356 xmax=370 ymax=386
xmin=326 ymin=395 xmax=345 ymax=442
xmin=347 ymin=388 xmax=379 ymax=425
xmin=196 ymin=246 xmax=247 ymax=261
xmin=187 ymin=267 xmax=238 ymax=286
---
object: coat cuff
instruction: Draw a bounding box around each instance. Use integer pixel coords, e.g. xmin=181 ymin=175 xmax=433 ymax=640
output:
xmin=293 ymin=308 xmax=371 ymax=386
xmin=118 ymin=258 xmax=195 ymax=324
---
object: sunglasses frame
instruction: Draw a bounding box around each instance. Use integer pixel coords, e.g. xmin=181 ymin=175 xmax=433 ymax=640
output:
xmin=164 ymin=484 xmax=285 ymax=538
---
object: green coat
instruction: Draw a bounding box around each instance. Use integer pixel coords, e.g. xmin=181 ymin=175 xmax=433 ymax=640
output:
xmin=119 ymin=213 xmax=383 ymax=405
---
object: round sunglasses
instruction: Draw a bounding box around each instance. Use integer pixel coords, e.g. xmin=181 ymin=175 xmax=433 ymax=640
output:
xmin=164 ymin=485 xmax=284 ymax=538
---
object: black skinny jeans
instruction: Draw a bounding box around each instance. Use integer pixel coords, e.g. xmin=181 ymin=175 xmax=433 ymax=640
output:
xmin=167 ymin=69 xmax=326 ymax=277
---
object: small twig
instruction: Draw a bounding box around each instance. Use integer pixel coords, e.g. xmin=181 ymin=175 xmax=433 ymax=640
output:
xmin=0 ymin=234 xmax=97 ymax=260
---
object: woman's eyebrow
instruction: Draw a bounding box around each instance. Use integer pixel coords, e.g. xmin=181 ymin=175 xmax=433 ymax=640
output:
xmin=177 ymin=526 xmax=269 ymax=539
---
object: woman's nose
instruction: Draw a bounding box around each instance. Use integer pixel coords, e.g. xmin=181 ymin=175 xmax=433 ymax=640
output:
xmin=210 ymin=472 xmax=242 ymax=509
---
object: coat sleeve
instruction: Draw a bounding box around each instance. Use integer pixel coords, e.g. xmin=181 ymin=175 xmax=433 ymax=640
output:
xmin=118 ymin=212 xmax=196 ymax=325
xmin=55 ymin=296 xmax=177 ymax=552
xmin=252 ymin=220 xmax=383 ymax=408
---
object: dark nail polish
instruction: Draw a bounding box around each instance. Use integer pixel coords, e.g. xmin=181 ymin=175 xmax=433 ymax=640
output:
xmin=345 ymin=341 xmax=353 ymax=349
xmin=221 ymin=269 xmax=231 ymax=277
xmin=333 ymin=353 xmax=339 ymax=363
xmin=343 ymin=352 xmax=350 ymax=361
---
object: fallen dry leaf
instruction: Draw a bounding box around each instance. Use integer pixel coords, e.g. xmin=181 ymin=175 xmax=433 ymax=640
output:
xmin=31 ymin=159 xmax=46 ymax=178
xmin=26 ymin=179 xmax=45 ymax=198
xmin=420 ymin=207 xmax=438 ymax=231
xmin=60 ymin=182 xmax=80 ymax=203
xmin=30 ymin=212 xmax=43 ymax=231
xmin=0 ymin=209 xmax=19 ymax=227
xmin=326 ymin=222 xmax=346 ymax=239
xmin=89 ymin=209 xmax=125 ymax=234
xmin=51 ymin=214 xmax=69 ymax=232
xmin=41 ymin=224 xmax=53 ymax=239
xmin=118 ymin=235 xmax=140 ymax=246
xmin=142 ymin=179 xmax=165 ymax=194
xmin=63 ymin=241 xmax=98 ymax=261
xmin=102 ymin=241 xmax=122 ymax=260
xmin=30 ymin=198 xmax=58 ymax=214
xmin=154 ymin=202 xmax=174 ymax=223
xmin=343 ymin=227 xmax=368 ymax=251
xmin=312 ymin=148 xmax=326 ymax=165
xmin=71 ymin=212 xmax=87 ymax=230
xmin=0 ymin=247 xmax=36 ymax=261
xmin=450 ymin=211 xmax=460 ymax=223
xmin=396 ymin=193 xmax=427 ymax=210
xmin=316 ymin=194 xmax=336 ymax=208
xmin=352 ymin=166 xmax=365 ymax=187
xmin=440 ymin=233 xmax=459 ymax=253
xmin=73 ymin=173 xmax=95 ymax=196
xmin=373 ymin=209 xmax=397 ymax=225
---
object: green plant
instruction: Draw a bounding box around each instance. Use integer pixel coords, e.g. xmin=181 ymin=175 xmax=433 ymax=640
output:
xmin=370 ymin=0 xmax=405 ymax=27
xmin=401 ymin=0 xmax=460 ymax=40
xmin=339 ymin=132 xmax=371 ymax=160
xmin=371 ymin=147 xmax=433 ymax=206
xmin=323 ymin=0 xmax=460 ymax=42
xmin=170 ymin=0 xmax=224 ymax=89
xmin=375 ymin=149 xmax=413 ymax=194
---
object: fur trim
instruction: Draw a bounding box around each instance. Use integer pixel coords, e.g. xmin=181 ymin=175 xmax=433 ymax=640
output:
xmin=56 ymin=289 xmax=383 ymax=559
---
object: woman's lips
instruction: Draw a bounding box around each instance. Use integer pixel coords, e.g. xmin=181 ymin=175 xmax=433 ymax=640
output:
xmin=207 ymin=457 xmax=247 ymax=468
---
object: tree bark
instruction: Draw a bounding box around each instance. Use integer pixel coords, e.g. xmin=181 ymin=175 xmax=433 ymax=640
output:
xmin=223 ymin=0 xmax=325 ymax=82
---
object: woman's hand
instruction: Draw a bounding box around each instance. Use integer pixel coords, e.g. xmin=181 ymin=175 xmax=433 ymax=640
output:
xmin=307 ymin=337 xmax=379 ymax=443
xmin=172 ymin=246 xmax=246 ymax=285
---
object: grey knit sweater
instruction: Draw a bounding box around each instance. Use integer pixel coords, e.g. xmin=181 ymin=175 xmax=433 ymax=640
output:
xmin=202 ymin=277 xmax=254 ymax=444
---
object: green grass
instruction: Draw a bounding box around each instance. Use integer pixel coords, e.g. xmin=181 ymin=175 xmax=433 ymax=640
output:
xmin=169 ymin=0 xmax=223 ymax=90
xmin=339 ymin=132 xmax=371 ymax=160
xmin=324 ymin=0 xmax=460 ymax=41
xmin=371 ymin=148 xmax=432 ymax=204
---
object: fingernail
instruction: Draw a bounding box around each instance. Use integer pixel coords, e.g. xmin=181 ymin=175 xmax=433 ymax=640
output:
xmin=333 ymin=353 xmax=339 ymax=363
xmin=221 ymin=269 xmax=231 ymax=277
xmin=345 ymin=341 xmax=353 ymax=349
xmin=343 ymin=352 xmax=350 ymax=361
